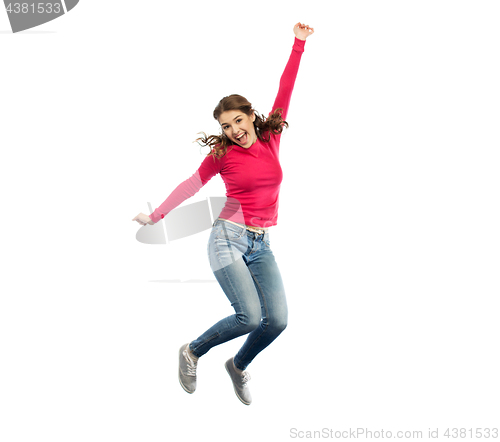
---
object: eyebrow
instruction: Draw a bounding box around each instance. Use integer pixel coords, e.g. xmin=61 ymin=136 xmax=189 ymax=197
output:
xmin=220 ymin=115 xmax=243 ymax=126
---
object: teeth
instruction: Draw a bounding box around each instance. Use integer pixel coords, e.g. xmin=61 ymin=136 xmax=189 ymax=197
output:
xmin=236 ymin=133 xmax=246 ymax=140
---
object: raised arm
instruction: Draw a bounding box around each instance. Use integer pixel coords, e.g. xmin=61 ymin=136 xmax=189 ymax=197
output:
xmin=271 ymin=23 xmax=314 ymax=120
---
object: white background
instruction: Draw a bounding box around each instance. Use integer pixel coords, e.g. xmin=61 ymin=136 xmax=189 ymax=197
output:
xmin=1 ymin=1 xmax=499 ymax=441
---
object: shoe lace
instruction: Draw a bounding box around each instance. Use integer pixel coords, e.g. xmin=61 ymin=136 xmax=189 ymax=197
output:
xmin=241 ymin=371 xmax=251 ymax=386
xmin=183 ymin=350 xmax=198 ymax=377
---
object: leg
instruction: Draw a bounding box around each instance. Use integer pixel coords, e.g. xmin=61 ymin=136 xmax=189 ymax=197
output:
xmin=233 ymin=244 xmax=288 ymax=370
xmin=189 ymin=224 xmax=261 ymax=357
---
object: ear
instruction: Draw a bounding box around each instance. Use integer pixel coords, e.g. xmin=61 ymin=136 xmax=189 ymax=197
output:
xmin=251 ymin=112 xmax=256 ymax=122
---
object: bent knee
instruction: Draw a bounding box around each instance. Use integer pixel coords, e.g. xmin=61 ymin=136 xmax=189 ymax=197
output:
xmin=236 ymin=311 xmax=261 ymax=332
xmin=268 ymin=317 xmax=288 ymax=335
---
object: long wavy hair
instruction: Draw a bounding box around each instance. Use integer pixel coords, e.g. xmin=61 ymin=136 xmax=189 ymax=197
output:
xmin=195 ymin=94 xmax=289 ymax=160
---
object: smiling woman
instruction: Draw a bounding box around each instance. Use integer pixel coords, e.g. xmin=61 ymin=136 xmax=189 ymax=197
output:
xmin=219 ymin=107 xmax=258 ymax=149
xmin=132 ymin=22 xmax=314 ymax=406
xmin=196 ymin=94 xmax=289 ymax=158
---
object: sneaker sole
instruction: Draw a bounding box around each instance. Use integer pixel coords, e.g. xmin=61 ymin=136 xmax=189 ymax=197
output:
xmin=225 ymin=360 xmax=251 ymax=405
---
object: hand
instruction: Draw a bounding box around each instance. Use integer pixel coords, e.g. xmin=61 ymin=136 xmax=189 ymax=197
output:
xmin=132 ymin=213 xmax=154 ymax=226
xmin=293 ymin=22 xmax=314 ymax=41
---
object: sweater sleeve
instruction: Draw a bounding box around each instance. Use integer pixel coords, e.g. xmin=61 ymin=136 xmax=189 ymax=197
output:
xmin=148 ymin=154 xmax=222 ymax=224
xmin=270 ymin=37 xmax=306 ymax=120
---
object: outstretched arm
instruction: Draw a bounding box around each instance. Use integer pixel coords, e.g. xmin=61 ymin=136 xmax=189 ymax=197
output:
xmin=136 ymin=154 xmax=222 ymax=225
xmin=271 ymin=23 xmax=314 ymax=120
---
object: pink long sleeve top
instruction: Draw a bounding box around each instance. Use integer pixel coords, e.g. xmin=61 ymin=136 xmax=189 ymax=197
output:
xmin=149 ymin=37 xmax=306 ymax=228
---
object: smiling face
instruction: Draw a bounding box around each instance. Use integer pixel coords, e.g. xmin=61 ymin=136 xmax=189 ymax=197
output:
xmin=218 ymin=110 xmax=257 ymax=149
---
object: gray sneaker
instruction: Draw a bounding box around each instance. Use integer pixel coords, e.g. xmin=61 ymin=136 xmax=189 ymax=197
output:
xmin=178 ymin=343 xmax=198 ymax=394
xmin=225 ymin=357 xmax=252 ymax=405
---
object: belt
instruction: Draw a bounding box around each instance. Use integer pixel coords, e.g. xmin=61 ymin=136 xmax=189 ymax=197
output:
xmin=217 ymin=218 xmax=269 ymax=235
xmin=246 ymin=225 xmax=268 ymax=235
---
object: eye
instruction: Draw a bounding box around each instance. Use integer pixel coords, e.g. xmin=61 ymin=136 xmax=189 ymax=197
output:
xmin=236 ymin=119 xmax=242 ymax=123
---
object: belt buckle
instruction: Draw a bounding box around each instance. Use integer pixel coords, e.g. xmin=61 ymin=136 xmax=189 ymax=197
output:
xmin=247 ymin=226 xmax=262 ymax=235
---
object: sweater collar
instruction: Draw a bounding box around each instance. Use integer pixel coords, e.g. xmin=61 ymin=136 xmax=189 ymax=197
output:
xmin=231 ymin=139 xmax=260 ymax=158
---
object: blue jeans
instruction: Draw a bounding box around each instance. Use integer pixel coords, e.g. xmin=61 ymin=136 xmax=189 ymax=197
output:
xmin=189 ymin=218 xmax=288 ymax=370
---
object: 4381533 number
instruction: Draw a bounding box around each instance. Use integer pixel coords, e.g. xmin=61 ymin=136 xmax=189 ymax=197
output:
xmin=5 ymin=3 xmax=62 ymax=13
xmin=443 ymin=428 xmax=499 ymax=438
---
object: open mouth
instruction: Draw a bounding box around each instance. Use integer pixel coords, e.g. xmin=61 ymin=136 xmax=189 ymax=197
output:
xmin=235 ymin=132 xmax=248 ymax=145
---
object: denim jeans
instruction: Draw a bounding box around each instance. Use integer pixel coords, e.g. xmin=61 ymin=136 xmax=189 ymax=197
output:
xmin=189 ymin=218 xmax=288 ymax=370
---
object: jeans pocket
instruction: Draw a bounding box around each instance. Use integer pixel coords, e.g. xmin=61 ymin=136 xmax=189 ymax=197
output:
xmin=215 ymin=222 xmax=245 ymax=240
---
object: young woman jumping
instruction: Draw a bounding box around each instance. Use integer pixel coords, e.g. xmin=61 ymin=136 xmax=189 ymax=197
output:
xmin=132 ymin=22 xmax=314 ymax=405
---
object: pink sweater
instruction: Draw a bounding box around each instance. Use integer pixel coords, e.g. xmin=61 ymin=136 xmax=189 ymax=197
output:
xmin=149 ymin=37 xmax=306 ymax=228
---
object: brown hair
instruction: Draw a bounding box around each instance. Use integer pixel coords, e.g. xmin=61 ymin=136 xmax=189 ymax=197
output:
xmin=195 ymin=94 xmax=289 ymax=160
